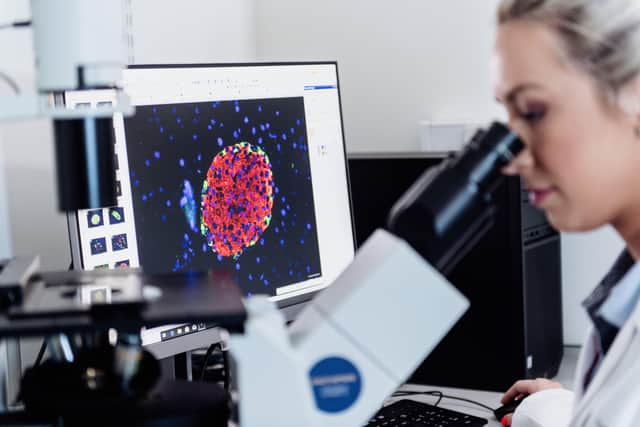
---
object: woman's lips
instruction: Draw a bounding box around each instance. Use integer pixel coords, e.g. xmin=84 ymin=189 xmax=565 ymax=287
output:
xmin=528 ymin=188 xmax=554 ymax=206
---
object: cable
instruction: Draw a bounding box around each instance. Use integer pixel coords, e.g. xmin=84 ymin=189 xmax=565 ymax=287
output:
xmin=221 ymin=348 xmax=230 ymax=392
xmin=392 ymin=390 xmax=495 ymax=413
xmin=199 ymin=343 xmax=219 ymax=381
xmin=392 ymin=390 xmax=443 ymax=406
xmin=0 ymin=71 xmax=19 ymax=94
xmin=0 ymin=20 xmax=31 ymax=30
xmin=33 ymin=339 xmax=47 ymax=367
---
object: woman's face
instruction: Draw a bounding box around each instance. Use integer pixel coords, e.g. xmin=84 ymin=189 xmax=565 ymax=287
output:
xmin=494 ymin=20 xmax=640 ymax=232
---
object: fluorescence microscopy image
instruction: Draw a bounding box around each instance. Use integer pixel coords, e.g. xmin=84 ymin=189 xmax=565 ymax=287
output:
xmin=109 ymin=207 xmax=125 ymax=224
xmin=112 ymin=233 xmax=128 ymax=251
xmin=90 ymin=237 xmax=107 ymax=255
xmin=200 ymin=142 xmax=274 ymax=259
xmin=115 ymin=260 xmax=130 ymax=268
xmin=87 ymin=209 xmax=104 ymax=228
xmin=124 ymin=97 xmax=322 ymax=297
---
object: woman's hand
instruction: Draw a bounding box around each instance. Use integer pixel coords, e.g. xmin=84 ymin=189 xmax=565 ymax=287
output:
xmin=500 ymin=378 xmax=563 ymax=425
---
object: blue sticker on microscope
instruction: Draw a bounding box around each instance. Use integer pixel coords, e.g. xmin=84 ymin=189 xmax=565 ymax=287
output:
xmin=309 ymin=357 xmax=362 ymax=413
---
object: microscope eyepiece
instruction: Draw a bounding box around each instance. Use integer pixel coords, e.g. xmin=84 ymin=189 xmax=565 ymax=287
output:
xmin=387 ymin=122 xmax=523 ymax=273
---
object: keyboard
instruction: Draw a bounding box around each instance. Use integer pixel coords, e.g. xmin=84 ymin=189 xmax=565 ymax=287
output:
xmin=365 ymin=399 xmax=489 ymax=427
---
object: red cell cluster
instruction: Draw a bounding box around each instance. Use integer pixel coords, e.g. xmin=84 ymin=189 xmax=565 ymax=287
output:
xmin=200 ymin=142 xmax=274 ymax=259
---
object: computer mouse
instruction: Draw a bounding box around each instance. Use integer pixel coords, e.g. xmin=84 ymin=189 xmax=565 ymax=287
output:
xmin=494 ymin=398 xmax=523 ymax=421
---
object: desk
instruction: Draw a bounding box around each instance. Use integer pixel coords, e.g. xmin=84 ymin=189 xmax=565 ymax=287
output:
xmin=389 ymin=383 xmax=502 ymax=426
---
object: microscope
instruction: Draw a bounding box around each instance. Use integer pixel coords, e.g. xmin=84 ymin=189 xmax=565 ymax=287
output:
xmin=0 ymin=2 xmax=523 ymax=426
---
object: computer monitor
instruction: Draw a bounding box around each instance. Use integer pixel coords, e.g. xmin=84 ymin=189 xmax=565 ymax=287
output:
xmin=66 ymin=62 xmax=355 ymax=358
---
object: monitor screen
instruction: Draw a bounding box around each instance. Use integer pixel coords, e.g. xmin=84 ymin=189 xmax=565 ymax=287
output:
xmin=66 ymin=63 xmax=355 ymax=350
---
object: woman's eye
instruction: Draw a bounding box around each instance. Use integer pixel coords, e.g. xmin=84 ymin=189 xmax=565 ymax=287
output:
xmin=521 ymin=109 xmax=545 ymax=123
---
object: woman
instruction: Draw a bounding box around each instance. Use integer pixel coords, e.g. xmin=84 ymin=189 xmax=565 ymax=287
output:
xmin=494 ymin=0 xmax=640 ymax=426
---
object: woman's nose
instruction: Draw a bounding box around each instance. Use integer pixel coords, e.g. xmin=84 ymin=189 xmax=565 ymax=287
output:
xmin=502 ymin=147 xmax=533 ymax=176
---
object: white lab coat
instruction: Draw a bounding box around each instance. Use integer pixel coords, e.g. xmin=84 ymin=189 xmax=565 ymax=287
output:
xmin=512 ymin=297 xmax=640 ymax=427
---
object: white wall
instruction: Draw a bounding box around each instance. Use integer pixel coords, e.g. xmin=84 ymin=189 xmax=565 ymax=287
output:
xmin=254 ymin=0 xmax=623 ymax=345
xmin=0 ymin=135 xmax=10 ymax=260
xmin=561 ymin=228 xmax=624 ymax=344
xmin=255 ymin=0 xmax=503 ymax=153
xmin=130 ymin=0 xmax=256 ymax=64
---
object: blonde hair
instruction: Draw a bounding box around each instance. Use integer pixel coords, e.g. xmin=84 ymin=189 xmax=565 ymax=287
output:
xmin=498 ymin=0 xmax=640 ymax=98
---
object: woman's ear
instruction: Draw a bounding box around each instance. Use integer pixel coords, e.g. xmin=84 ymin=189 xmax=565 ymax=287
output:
xmin=617 ymin=77 xmax=640 ymax=119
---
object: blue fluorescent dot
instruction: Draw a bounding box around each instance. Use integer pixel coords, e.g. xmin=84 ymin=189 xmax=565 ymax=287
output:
xmin=291 ymin=127 xmax=295 ymax=134
xmin=275 ymin=187 xmax=280 ymax=194
xmin=306 ymin=223 xmax=312 ymax=230
xmin=192 ymin=133 xmax=198 ymax=140
xmin=282 ymin=134 xmax=287 ymax=141
xmin=183 ymin=233 xmax=189 ymax=241
xmin=258 ymin=105 xmax=263 ymax=112
xmin=195 ymin=106 xmax=200 ymax=114
xmin=258 ymin=137 xmax=263 ymax=144
xmin=202 ymin=243 xmax=207 ymax=252
xmin=280 ymin=239 xmax=284 ymax=246
xmin=306 ymin=265 xmax=311 ymax=273
xmin=179 ymin=158 xmax=185 ymax=167
xmin=154 ymin=151 xmax=160 ymax=159
xmin=289 ymin=270 xmax=294 ymax=277
xmin=252 ymin=127 xmax=256 ymax=135
xmin=233 ymin=131 xmax=238 ymax=138
xmin=208 ymin=125 xmax=212 ymax=130
xmin=286 ymin=204 xmax=291 ymax=211
xmin=217 ymin=137 xmax=223 ymax=146
xmin=248 ymin=292 xmax=253 ymax=297
xmin=134 ymin=179 xmax=140 ymax=187
xmin=235 ymin=263 xmax=240 ymax=270
xmin=166 ymin=200 xmax=171 ymax=207
xmin=244 ymin=116 xmax=249 ymax=124
xmin=256 ymin=257 xmax=261 ymax=264
xmin=260 ymin=239 xmax=265 ymax=246
xmin=281 ymin=196 xmax=286 ymax=203
xmin=266 ymin=123 xmax=271 ymax=129
xmin=235 ymin=105 xmax=240 ymax=113
xmin=159 ymin=186 xmax=164 ymax=192
xmin=260 ymin=124 xmax=265 ymax=131
xmin=275 ymin=227 xmax=280 ymax=233
xmin=169 ymin=134 xmax=175 ymax=141
xmin=177 ymin=117 xmax=182 ymax=124
xmin=296 ymin=119 xmax=301 ymax=126
xmin=263 ymin=279 xmax=269 ymax=286
xmin=159 ymin=126 xmax=164 ymax=133
xmin=217 ymin=254 xmax=223 ymax=261
xmin=248 ymin=274 xmax=253 ymax=281
xmin=276 ymin=144 xmax=281 ymax=151
xmin=300 ymin=238 xmax=305 ymax=244
xmin=275 ymin=111 xmax=280 ymax=116
xmin=281 ymin=209 xmax=286 ymax=217
xmin=161 ymin=214 xmax=167 ymax=222
xmin=142 ymin=194 xmax=147 ymax=201
xmin=145 ymin=159 xmax=151 ymax=167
